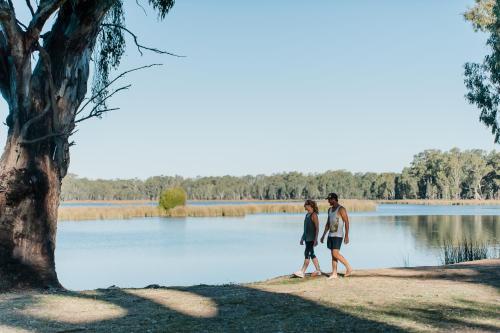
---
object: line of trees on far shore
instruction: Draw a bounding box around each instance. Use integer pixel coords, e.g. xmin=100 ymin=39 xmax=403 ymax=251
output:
xmin=61 ymin=148 xmax=500 ymax=201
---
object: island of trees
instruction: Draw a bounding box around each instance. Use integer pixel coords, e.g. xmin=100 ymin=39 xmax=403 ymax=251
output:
xmin=61 ymin=148 xmax=499 ymax=201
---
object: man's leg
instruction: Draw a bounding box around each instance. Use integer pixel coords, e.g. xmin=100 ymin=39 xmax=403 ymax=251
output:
xmin=328 ymin=250 xmax=339 ymax=279
xmin=333 ymin=250 xmax=353 ymax=276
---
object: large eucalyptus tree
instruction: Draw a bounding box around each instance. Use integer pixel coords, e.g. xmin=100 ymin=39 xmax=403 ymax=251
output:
xmin=0 ymin=0 xmax=176 ymax=289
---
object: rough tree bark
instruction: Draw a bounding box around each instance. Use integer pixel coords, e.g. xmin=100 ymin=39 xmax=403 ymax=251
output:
xmin=0 ymin=0 xmax=115 ymax=289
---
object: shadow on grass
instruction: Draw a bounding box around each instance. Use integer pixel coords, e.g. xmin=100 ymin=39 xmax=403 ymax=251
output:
xmin=351 ymin=260 xmax=500 ymax=289
xmin=0 ymin=284 xmax=406 ymax=333
xmin=341 ymin=298 xmax=499 ymax=333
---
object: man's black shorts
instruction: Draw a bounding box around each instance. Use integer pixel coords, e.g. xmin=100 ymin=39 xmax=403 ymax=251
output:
xmin=327 ymin=236 xmax=343 ymax=250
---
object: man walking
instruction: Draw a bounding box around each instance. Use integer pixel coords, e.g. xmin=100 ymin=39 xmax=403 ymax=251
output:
xmin=320 ymin=193 xmax=353 ymax=279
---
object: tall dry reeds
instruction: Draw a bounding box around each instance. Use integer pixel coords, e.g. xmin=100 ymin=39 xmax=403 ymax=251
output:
xmin=58 ymin=199 xmax=377 ymax=221
xmin=378 ymin=199 xmax=500 ymax=206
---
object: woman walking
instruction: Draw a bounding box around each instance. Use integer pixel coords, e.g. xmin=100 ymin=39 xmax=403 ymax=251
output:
xmin=293 ymin=200 xmax=322 ymax=278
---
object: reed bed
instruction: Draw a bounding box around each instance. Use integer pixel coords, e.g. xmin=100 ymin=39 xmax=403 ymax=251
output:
xmin=58 ymin=199 xmax=376 ymax=221
xmin=441 ymin=239 xmax=491 ymax=265
xmin=378 ymin=199 xmax=500 ymax=206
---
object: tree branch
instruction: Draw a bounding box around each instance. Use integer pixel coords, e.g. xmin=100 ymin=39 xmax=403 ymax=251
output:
xmin=75 ymin=107 xmax=119 ymax=124
xmin=0 ymin=1 xmax=24 ymax=58
xmin=26 ymin=0 xmax=35 ymax=17
xmin=26 ymin=0 xmax=66 ymax=45
xmin=101 ymin=23 xmax=184 ymax=57
xmin=18 ymin=130 xmax=68 ymax=145
xmin=76 ymin=84 xmax=129 ymax=119
xmin=35 ymin=43 xmax=59 ymax=127
xmin=18 ymin=43 xmax=59 ymax=144
xmin=77 ymin=64 xmax=162 ymax=114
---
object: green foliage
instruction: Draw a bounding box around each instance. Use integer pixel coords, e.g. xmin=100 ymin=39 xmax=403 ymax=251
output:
xmin=91 ymin=0 xmax=176 ymax=112
xmin=464 ymin=0 xmax=495 ymax=32
xmin=61 ymin=149 xmax=500 ymax=202
xmin=148 ymin=0 xmax=176 ymax=19
xmin=464 ymin=0 xmax=500 ymax=143
xmin=159 ymin=187 xmax=187 ymax=211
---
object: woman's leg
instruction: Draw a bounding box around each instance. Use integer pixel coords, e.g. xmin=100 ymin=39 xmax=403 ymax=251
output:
xmin=312 ymin=257 xmax=321 ymax=272
xmin=301 ymin=258 xmax=310 ymax=273
xmin=309 ymin=242 xmax=321 ymax=275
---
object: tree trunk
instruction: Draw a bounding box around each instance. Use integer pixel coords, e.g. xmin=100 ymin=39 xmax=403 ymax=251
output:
xmin=0 ymin=0 xmax=115 ymax=290
xmin=0 ymin=132 xmax=65 ymax=289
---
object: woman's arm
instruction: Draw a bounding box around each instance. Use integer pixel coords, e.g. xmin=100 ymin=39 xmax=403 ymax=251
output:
xmin=312 ymin=213 xmax=320 ymax=246
xmin=320 ymin=212 xmax=330 ymax=243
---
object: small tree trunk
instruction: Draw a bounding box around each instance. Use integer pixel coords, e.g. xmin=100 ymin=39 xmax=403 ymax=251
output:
xmin=0 ymin=132 xmax=64 ymax=289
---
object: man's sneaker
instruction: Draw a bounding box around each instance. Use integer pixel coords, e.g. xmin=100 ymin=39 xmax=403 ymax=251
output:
xmin=293 ymin=270 xmax=305 ymax=278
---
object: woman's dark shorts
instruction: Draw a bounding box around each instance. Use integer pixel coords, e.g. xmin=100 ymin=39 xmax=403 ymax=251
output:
xmin=304 ymin=241 xmax=316 ymax=259
xmin=327 ymin=236 xmax=343 ymax=250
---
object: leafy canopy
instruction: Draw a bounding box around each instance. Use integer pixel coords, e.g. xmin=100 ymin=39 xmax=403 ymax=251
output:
xmin=464 ymin=0 xmax=500 ymax=143
xmin=159 ymin=187 xmax=187 ymax=210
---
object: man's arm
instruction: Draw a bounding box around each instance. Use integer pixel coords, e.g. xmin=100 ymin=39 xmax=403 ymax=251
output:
xmin=340 ymin=207 xmax=350 ymax=244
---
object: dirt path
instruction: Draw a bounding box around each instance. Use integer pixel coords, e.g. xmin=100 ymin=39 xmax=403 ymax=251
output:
xmin=0 ymin=260 xmax=498 ymax=332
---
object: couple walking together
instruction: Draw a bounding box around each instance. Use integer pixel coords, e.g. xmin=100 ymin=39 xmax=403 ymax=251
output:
xmin=294 ymin=193 xmax=353 ymax=279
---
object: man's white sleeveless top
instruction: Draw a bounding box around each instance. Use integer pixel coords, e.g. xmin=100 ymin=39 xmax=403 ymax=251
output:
xmin=328 ymin=205 xmax=344 ymax=238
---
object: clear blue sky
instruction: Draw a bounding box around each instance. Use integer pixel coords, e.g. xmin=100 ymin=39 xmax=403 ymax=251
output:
xmin=0 ymin=0 xmax=498 ymax=179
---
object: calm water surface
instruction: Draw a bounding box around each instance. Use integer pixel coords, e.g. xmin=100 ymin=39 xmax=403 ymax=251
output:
xmin=55 ymin=205 xmax=500 ymax=290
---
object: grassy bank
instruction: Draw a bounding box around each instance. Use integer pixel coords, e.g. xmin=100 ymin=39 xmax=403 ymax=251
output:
xmin=378 ymin=199 xmax=500 ymax=206
xmin=1 ymin=260 xmax=498 ymax=332
xmin=58 ymin=200 xmax=376 ymax=221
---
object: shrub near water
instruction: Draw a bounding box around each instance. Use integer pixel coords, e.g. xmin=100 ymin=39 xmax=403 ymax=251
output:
xmin=441 ymin=239 xmax=491 ymax=265
xmin=159 ymin=187 xmax=187 ymax=211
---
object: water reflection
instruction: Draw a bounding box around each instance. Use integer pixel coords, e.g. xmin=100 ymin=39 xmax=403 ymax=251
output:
xmin=401 ymin=215 xmax=499 ymax=246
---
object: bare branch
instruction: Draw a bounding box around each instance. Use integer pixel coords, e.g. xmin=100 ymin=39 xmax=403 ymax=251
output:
xmin=18 ymin=43 xmax=60 ymax=144
xmin=18 ymin=130 xmax=68 ymax=145
xmin=0 ymin=1 xmax=24 ymax=57
xmin=15 ymin=19 xmax=28 ymax=30
xmin=19 ymin=103 xmax=50 ymax=139
xmin=78 ymin=64 xmax=162 ymax=114
xmin=136 ymin=0 xmax=148 ymax=15
xmin=101 ymin=23 xmax=185 ymax=57
xmin=26 ymin=0 xmax=66 ymax=44
xmin=25 ymin=0 xmax=35 ymax=17
xmin=76 ymin=84 xmax=129 ymax=119
xmin=75 ymin=107 xmax=119 ymax=124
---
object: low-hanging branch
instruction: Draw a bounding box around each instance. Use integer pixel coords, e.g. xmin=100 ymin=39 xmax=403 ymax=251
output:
xmin=77 ymin=63 xmax=162 ymax=115
xmin=101 ymin=23 xmax=184 ymax=57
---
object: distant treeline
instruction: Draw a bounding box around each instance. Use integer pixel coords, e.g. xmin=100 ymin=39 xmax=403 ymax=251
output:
xmin=61 ymin=148 xmax=500 ymax=201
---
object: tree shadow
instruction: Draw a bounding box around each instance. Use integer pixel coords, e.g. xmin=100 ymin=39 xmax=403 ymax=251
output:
xmin=340 ymin=298 xmax=499 ymax=333
xmin=0 ymin=283 xmax=407 ymax=333
xmin=350 ymin=260 xmax=500 ymax=290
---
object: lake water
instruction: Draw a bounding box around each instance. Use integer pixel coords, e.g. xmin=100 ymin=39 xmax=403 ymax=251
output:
xmin=55 ymin=204 xmax=500 ymax=290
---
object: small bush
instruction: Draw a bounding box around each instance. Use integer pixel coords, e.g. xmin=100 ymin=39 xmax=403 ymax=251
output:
xmin=159 ymin=187 xmax=187 ymax=211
